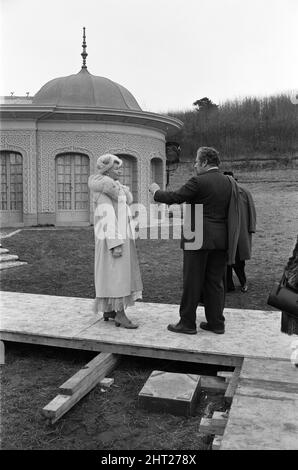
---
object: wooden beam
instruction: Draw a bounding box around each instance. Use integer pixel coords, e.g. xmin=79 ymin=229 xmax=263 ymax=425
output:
xmin=240 ymin=378 xmax=298 ymax=395
xmin=224 ymin=365 xmax=242 ymax=405
xmin=212 ymin=411 xmax=229 ymax=419
xmin=199 ymin=417 xmax=227 ymax=436
xmin=220 ymin=395 xmax=298 ymax=450
xmin=43 ymin=380 xmax=99 ymax=424
xmin=42 ymin=353 xmax=119 ymax=423
xmin=200 ymin=375 xmax=228 ymax=392
xmin=59 ymin=353 xmax=119 ymax=395
xmin=212 ymin=435 xmax=223 ymax=450
xmin=200 ymin=410 xmax=228 ymax=438
xmin=239 ymin=357 xmax=298 ymax=385
xmin=0 ymin=331 xmax=243 ymax=366
xmin=217 ymin=371 xmax=234 ymax=382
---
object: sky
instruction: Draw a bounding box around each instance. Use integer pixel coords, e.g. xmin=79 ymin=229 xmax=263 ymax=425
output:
xmin=0 ymin=0 xmax=297 ymax=112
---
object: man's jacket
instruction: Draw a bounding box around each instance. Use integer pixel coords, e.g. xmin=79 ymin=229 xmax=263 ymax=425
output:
xmin=154 ymin=169 xmax=239 ymax=258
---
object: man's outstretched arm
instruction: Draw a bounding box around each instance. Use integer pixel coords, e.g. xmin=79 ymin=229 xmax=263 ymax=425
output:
xmin=152 ymin=177 xmax=199 ymax=205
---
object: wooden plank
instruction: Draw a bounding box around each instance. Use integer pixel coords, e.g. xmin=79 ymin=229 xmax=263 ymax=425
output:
xmin=59 ymin=353 xmax=118 ymax=395
xmin=212 ymin=411 xmax=229 ymax=419
xmin=240 ymin=357 xmax=298 ymax=385
xmin=212 ymin=435 xmax=222 ymax=450
xmin=1 ymin=291 xmax=294 ymax=363
xmin=77 ymin=304 xmax=294 ymax=362
xmin=43 ymin=353 xmax=119 ymax=423
xmin=0 ymin=331 xmax=242 ymax=366
xmin=200 ymin=375 xmax=228 ymax=391
xmin=224 ymin=366 xmax=242 ymax=405
xmin=81 ymin=353 xmax=115 ymax=369
xmin=0 ymin=291 xmax=98 ymax=338
xmin=0 ymin=331 xmax=104 ymax=351
xmin=217 ymin=371 xmax=234 ymax=382
xmin=236 ymin=358 xmax=298 ymax=401
xmin=43 ymin=375 xmax=101 ymax=424
xmin=236 ymin=383 xmax=298 ymax=401
xmin=240 ymin=378 xmax=298 ymax=395
xmin=199 ymin=417 xmax=227 ymax=436
xmin=221 ymin=395 xmax=298 ymax=450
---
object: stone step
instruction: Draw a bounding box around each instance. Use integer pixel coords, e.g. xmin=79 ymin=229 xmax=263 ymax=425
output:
xmin=0 ymin=260 xmax=27 ymax=270
xmin=0 ymin=254 xmax=19 ymax=262
xmin=0 ymin=248 xmax=9 ymax=254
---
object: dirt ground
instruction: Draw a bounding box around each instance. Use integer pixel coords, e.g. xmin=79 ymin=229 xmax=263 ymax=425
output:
xmin=0 ymin=168 xmax=297 ymax=450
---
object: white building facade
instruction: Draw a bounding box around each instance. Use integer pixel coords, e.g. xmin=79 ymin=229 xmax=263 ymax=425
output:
xmin=0 ymin=45 xmax=182 ymax=227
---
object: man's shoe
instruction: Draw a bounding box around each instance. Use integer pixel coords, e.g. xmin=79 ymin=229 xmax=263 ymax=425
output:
xmin=240 ymin=284 xmax=248 ymax=293
xmin=167 ymin=322 xmax=197 ymax=335
xmin=199 ymin=322 xmax=225 ymax=334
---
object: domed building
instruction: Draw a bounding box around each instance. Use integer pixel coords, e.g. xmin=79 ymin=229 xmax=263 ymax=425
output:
xmin=0 ymin=30 xmax=183 ymax=227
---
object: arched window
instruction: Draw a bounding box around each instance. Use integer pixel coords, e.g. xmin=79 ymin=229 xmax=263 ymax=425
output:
xmin=150 ymin=158 xmax=163 ymax=187
xmin=0 ymin=151 xmax=23 ymax=212
xmin=116 ymin=154 xmax=138 ymax=202
xmin=55 ymin=153 xmax=90 ymax=225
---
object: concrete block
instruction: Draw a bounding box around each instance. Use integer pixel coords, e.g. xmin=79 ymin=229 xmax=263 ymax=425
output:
xmin=138 ymin=370 xmax=201 ymax=416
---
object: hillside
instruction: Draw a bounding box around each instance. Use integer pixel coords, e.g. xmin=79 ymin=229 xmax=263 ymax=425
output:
xmin=168 ymin=94 xmax=298 ymax=167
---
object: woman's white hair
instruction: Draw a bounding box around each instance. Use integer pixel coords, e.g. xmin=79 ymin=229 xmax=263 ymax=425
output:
xmin=96 ymin=153 xmax=123 ymax=174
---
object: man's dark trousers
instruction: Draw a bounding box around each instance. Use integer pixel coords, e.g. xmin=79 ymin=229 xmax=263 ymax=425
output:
xmin=179 ymin=249 xmax=227 ymax=330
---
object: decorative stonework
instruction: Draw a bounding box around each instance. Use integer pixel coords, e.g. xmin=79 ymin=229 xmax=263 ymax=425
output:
xmin=0 ymin=122 xmax=166 ymax=226
xmin=38 ymin=128 xmax=165 ymax=216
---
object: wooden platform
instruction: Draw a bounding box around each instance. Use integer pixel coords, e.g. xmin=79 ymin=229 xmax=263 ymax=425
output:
xmin=0 ymin=291 xmax=293 ymax=366
xmin=1 ymin=290 xmax=297 ymax=449
xmin=221 ymin=358 xmax=298 ymax=450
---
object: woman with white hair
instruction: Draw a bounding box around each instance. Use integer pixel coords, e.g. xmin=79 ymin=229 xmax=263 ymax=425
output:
xmin=88 ymin=154 xmax=142 ymax=328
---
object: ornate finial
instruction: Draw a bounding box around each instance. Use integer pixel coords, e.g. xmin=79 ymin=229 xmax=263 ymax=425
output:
xmin=81 ymin=27 xmax=88 ymax=69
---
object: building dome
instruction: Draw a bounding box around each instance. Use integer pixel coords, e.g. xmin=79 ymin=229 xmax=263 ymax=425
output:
xmin=32 ymin=68 xmax=142 ymax=111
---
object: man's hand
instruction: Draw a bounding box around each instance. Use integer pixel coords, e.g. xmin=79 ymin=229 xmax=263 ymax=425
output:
xmin=149 ymin=182 xmax=160 ymax=196
xmin=111 ymin=246 xmax=123 ymax=258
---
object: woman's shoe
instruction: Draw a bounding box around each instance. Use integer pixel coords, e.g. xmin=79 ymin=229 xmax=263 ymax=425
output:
xmin=114 ymin=312 xmax=138 ymax=329
xmin=103 ymin=311 xmax=116 ymax=321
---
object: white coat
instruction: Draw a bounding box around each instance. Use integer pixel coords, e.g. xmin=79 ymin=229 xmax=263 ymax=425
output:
xmin=88 ymin=174 xmax=143 ymax=312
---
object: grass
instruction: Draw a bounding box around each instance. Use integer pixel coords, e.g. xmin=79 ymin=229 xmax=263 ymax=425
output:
xmin=1 ymin=344 xmax=224 ymax=450
xmin=0 ymin=168 xmax=297 ymax=450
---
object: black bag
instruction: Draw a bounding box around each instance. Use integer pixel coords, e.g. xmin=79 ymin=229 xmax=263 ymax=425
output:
xmin=267 ymin=274 xmax=298 ymax=316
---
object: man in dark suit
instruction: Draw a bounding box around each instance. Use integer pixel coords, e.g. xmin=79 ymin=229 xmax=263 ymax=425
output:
xmin=149 ymin=146 xmax=238 ymax=335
